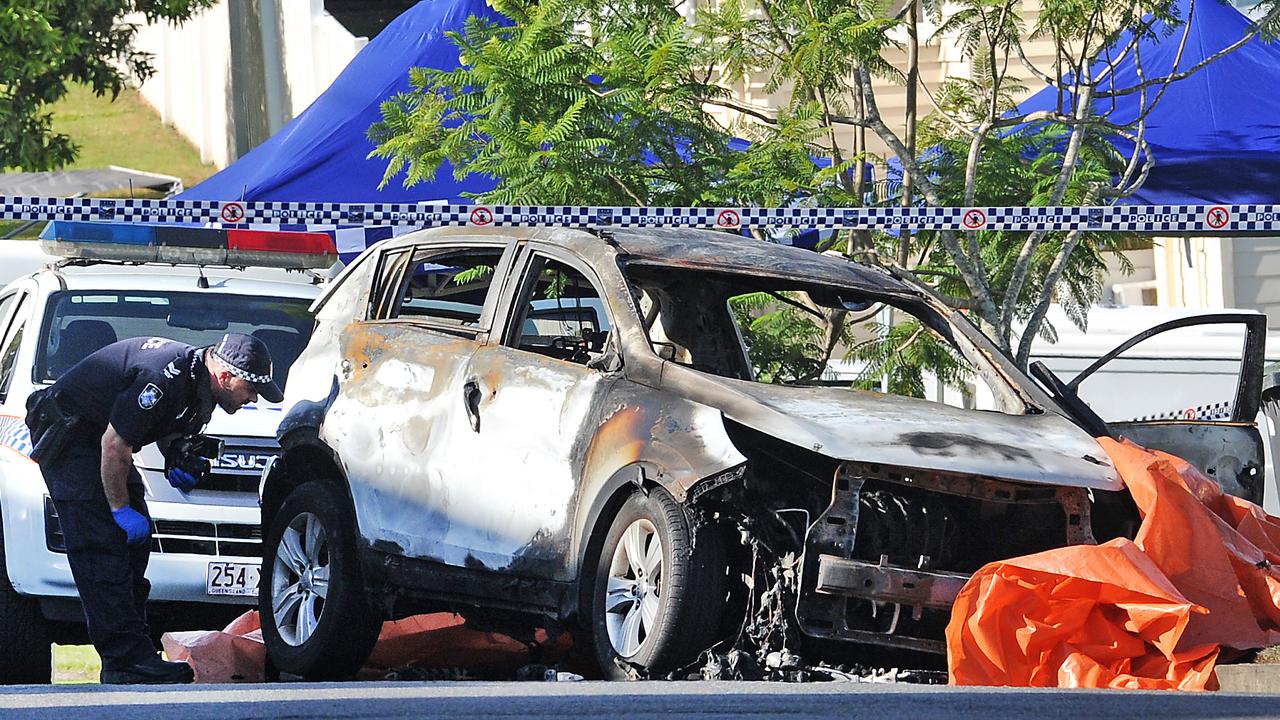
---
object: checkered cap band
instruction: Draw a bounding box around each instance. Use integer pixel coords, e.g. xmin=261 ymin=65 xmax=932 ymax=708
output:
xmin=213 ymin=348 xmax=273 ymax=385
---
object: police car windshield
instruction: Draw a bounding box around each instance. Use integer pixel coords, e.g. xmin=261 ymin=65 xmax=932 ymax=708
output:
xmin=38 ymin=291 xmax=313 ymax=387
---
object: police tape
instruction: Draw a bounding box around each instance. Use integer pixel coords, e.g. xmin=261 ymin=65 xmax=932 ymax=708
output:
xmin=3 ymin=196 xmax=1277 ymax=232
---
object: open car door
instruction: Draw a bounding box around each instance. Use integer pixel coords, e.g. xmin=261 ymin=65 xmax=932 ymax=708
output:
xmin=1033 ymin=313 xmax=1267 ymax=504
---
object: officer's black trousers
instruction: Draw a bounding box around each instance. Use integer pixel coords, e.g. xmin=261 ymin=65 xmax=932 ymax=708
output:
xmin=39 ymin=445 xmax=155 ymax=670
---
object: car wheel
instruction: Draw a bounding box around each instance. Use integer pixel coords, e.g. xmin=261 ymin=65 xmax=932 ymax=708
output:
xmin=0 ymin=525 xmax=51 ymax=684
xmin=590 ymin=488 xmax=724 ymax=680
xmin=259 ymin=482 xmax=381 ymax=680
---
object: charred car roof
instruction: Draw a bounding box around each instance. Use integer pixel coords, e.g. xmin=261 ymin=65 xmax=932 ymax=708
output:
xmin=602 ymin=228 xmax=912 ymax=294
xmin=318 ymin=226 xmax=921 ymax=315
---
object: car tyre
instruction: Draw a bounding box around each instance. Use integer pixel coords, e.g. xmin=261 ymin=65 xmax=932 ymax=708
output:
xmin=0 ymin=524 xmax=51 ymax=684
xmin=259 ymin=482 xmax=381 ymax=680
xmin=590 ymin=488 xmax=724 ymax=680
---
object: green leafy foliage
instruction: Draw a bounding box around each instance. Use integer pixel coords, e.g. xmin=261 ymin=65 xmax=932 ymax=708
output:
xmin=0 ymin=0 xmax=216 ymax=171
xmin=369 ymin=0 xmax=1277 ymax=393
xmin=730 ymin=293 xmax=832 ymax=384
xmin=848 ymin=319 xmax=972 ymax=398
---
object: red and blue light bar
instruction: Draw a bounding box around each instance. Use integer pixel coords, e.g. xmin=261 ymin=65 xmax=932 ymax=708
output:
xmin=39 ymin=221 xmax=337 ymax=269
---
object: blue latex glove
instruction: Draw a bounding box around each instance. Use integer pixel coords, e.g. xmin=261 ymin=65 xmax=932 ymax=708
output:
xmin=166 ymin=466 xmax=199 ymax=492
xmin=111 ymin=507 xmax=150 ymax=546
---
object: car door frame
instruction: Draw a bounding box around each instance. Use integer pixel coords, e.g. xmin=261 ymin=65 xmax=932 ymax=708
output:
xmin=446 ymin=241 xmax=625 ymax=582
xmin=1067 ymin=312 xmax=1267 ymax=502
xmin=332 ymin=236 xmax=523 ymax=564
xmin=0 ymin=287 xmax=34 ymax=406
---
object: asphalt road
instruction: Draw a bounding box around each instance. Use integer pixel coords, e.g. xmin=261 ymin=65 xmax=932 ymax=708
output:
xmin=0 ymin=681 xmax=1276 ymax=720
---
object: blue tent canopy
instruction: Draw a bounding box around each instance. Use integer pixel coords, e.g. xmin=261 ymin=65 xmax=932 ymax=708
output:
xmin=179 ymin=0 xmax=503 ymax=204
xmin=1015 ymin=0 xmax=1280 ymax=205
xmin=185 ymin=0 xmax=1280 ymax=220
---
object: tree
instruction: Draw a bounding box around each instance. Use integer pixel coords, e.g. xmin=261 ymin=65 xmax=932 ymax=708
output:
xmin=0 ymin=0 xmax=215 ymax=171
xmin=369 ymin=0 xmax=1280 ymax=385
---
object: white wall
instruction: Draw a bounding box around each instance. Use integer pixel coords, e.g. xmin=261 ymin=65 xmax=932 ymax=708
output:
xmin=1231 ymin=236 xmax=1280 ymax=329
xmin=132 ymin=0 xmax=366 ymax=169
xmin=279 ymin=0 xmax=369 ymax=119
xmin=132 ymin=3 xmax=233 ymax=167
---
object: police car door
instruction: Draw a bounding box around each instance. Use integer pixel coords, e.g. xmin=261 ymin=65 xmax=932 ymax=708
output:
xmin=1036 ymin=313 xmax=1266 ymax=504
xmin=327 ymin=240 xmax=517 ymax=565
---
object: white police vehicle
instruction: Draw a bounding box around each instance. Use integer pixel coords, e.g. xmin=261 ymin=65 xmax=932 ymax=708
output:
xmin=0 ymin=222 xmax=331 ymax=683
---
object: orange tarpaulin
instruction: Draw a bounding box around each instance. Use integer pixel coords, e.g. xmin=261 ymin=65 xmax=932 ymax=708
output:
xmin=947 ymin=437 xmax=1280 ymax=690
xmin=164 ymin=611 xmax=571 ymax=682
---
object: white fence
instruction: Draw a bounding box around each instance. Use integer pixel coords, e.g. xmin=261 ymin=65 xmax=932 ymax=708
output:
xmin=131 ymin=0 xmax=366 ymax=169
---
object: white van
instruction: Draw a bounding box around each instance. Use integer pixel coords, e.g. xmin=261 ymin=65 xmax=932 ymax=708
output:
xmin=1026 ymin=305 xmax=1280 ymax=514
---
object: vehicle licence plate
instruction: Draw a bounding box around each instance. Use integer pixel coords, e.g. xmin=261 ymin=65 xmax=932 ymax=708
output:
xmin=206 ymin=562 xmax=260 ymax=597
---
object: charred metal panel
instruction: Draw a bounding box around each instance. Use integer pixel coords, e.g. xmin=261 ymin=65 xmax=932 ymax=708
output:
xmin=362 ymin=547 xmax=572 ymax=618
xmin=815 ymin=555 xmax=970 ymax=608
xmin=656 ymin=363 xmax=1120 ymax=491
xmin=322 ymin=322 xmax=480 ymax=566
xmin=448 ymin=345 xmax=612 ymax=579
xmin=277 ymin=257 xmax=378 ymax=434
xmin=609 ymin=228 xmax=908 ymax=296
xmin=569 ymin=379 xmax=748 ymax=574
xmin=1114 ymin=422 xmax=1265 ymax=504
xmin=580 ymin=381 xmax=748 ymax=501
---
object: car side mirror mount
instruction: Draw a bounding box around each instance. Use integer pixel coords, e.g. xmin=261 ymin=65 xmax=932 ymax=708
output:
xmin=587 ymin=349 xmax=623 ymax=373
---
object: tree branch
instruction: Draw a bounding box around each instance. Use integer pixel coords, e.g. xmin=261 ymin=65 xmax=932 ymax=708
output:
xmin=998 ymin=83 xmax=1094 ymax=348
xmin=1015 ymin=187 xmax=1102 ymax=367
xmin=703 ymin=98 xmax=786 ymax=125
xmin=884 ymin=262 xmax=980 ymax=310
xmin=854 ymin=65 xmax=998 ymax=327
xmin=607 ymin=173 xmax=646 ymax=205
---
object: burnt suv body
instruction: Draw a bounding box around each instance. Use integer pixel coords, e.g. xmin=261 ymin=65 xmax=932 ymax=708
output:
xmin=258 ymin=226 xmax=1265 ymax=678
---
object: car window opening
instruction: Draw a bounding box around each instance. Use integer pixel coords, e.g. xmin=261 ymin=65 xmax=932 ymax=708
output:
xmin=624 ymin=264 xmax=1021 ymax=412
xmin=379 ymin=248 xmax=505 ymax=327
xmin=508 ymin=257 xmax=610 ymax=366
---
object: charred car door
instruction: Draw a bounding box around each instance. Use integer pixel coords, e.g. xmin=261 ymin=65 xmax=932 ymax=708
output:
xmin=449 ymin=247 xmax=620 ymax=581
xmin=326 ymin=240 xmax=517 ymax=565
xmin=1041 ymin=313 xmax=1266 ymax=503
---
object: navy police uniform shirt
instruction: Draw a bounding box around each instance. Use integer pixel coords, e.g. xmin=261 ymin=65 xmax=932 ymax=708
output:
xmin=54 ymin=337 xmax=216 ymax=452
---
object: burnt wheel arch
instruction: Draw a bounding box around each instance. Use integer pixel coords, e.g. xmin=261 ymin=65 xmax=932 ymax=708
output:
xmin=261 ymin=432 xmax=356 ymax=537
xmin=574 ymin=464 xmax=658 ymax=624
xmin=573 ymin=461 xmax=745 ymax=623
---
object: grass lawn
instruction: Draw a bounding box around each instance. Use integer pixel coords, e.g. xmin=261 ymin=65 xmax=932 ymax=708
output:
xmin=1 ymin=84 xmax=217 ymax=239
xmin=50 ymin=83 xmax=217 ymax=192
xmin=53 ymin=645 xmax=100 ymax=685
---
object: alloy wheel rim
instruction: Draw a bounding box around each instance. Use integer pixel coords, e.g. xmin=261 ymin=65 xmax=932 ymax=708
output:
xmin=603 ymin=518 xmax=663 ymax=657
xmin=271 ymin=511 xmax=330 ymax=646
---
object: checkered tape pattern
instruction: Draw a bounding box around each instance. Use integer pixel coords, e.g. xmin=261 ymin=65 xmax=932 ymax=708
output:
xmin=3 ymin=196 xmax=1277 ymax=232
xmin=0 ymin=415 xmax=32 ymax=458
xmin=1129 ymin=401 xmax=1234 ymax=422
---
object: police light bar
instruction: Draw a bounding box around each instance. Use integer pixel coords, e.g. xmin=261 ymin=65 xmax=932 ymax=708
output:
xmin=38 ymin=221 xmax=337 ymax=270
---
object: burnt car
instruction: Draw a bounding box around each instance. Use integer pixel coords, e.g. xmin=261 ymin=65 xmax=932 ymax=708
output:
xmin=257 ymin=226 xmax=1266 ymax=679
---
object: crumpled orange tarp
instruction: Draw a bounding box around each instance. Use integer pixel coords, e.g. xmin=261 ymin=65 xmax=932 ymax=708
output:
xmin=162 ymin=610 xmax=267 ymax=683
xmin=946 ymin=436 xmax=1280 ymax=690
xmin=163 ymin=610 xmax=570 ymax=682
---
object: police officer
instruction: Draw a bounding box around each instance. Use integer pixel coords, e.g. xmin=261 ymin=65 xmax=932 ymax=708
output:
xmin=29 ymin=333 xmax=281 ymax=684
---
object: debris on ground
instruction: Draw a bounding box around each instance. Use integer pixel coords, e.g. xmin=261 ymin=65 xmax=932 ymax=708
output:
xmin=947 ymin=437 xmax=1280 ymax=690
xmin=514 ymin=664 xmax=585 ymax=682
xmin=162 ymin=611 xmax=266 ymax=683
xmin=163 ymin=611 xmax=573 ymax=683
xmin=1254 ymin=646 xmax=1280 ymax=664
